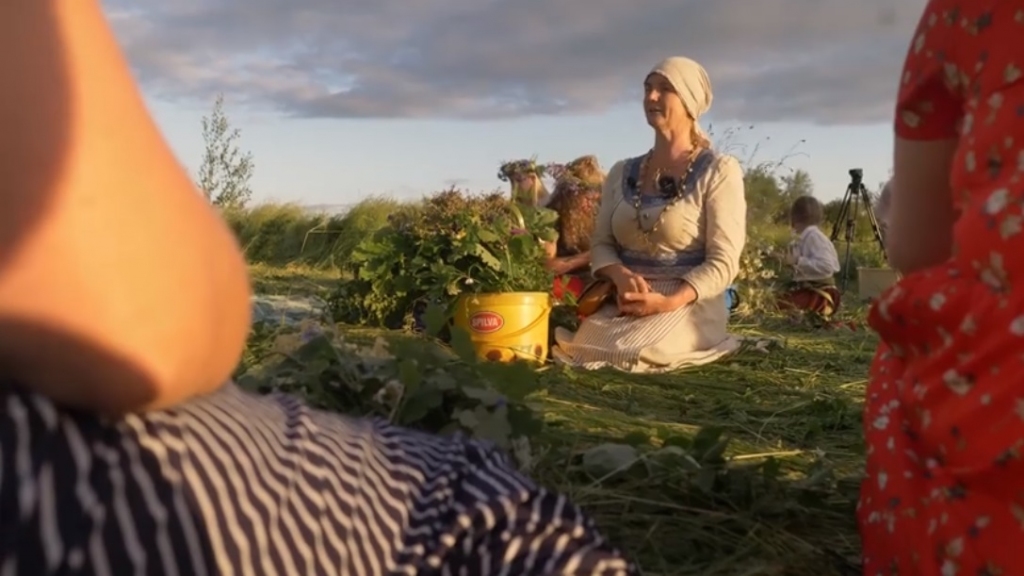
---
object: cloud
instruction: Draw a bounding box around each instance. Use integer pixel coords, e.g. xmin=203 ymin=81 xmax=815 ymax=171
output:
xmin=103 ymin=0 xmax=925 ymax=124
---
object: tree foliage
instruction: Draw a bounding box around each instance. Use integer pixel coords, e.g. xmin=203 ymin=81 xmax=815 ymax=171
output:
xmin=744 ymin=165 xmax=815 ymax=225
xmin=742 ymin=165 xmax=885 ymax=243
xmin=197 ymin=94 xmax=255 ymax=209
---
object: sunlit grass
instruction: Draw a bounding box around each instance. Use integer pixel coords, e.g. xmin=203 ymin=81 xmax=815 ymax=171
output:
xmin=243 ymin=264 xmax=873 ymax=575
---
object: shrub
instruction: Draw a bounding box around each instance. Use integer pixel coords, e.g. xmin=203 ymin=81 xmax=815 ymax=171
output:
xmin=329 ymin=188 xmax=558 ymax=328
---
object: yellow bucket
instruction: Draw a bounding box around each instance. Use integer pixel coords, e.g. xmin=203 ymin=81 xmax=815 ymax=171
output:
xmin=452 ymin=292 xmax=552 ymax=363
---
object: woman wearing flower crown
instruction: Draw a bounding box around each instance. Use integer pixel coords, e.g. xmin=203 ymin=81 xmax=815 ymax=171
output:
xmin=545 ymin=155 xmax=605 ymax=301
xmin=498 ymin=158 xmax=549 ymax=206
xmin=551 ymin=57 xmax=746 ymax=372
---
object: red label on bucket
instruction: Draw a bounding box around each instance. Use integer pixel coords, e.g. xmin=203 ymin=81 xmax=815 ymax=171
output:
xmin=469 ymin=311 xmax=504 ymax=333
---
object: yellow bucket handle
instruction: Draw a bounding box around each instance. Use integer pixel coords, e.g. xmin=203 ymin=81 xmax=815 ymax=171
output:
xmin=483 ymin=303 xmax=551 ymax=340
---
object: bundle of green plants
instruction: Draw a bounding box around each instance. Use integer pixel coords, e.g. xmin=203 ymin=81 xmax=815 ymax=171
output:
xmin=235 ymin=308 xmax=544 ymax=465
xmin=329 ymin=188 xmax=558 ymax=328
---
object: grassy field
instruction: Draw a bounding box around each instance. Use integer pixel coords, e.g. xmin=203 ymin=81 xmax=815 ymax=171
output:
xmin=248 ymin=262 xmax=338 ymax=296
xmin=247 ymin=264 xmax=873 ymax=575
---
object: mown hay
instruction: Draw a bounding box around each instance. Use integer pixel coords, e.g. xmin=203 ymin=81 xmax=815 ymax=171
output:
xmin=245 ymin=263 xmax=873 ymax=575
xmin=529 ymin=322 xmax=871 ymax=574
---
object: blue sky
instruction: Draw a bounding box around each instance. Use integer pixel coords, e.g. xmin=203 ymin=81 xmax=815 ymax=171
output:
xmin=149 ymin=99 xmax=894 ymax=207
xmin=111 ymin=0 xmax=920 ymax=209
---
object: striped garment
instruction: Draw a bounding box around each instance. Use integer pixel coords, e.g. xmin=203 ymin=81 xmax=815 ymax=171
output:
xmin=0 ymin=383 xmax=635 ymax=575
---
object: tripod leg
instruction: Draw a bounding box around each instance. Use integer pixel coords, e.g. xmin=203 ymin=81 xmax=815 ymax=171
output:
xmin=830 ymin=184 xmax=854 ymax=243
xmin=859 ymin=185 xmax=889 ymax=261
xmin=829 ymin=184 xmax=858 ymax=291
xmin=840 ymin=192 xmax=862 ymax=292
xmin=841 ymin=237 xmax=854 ymax=292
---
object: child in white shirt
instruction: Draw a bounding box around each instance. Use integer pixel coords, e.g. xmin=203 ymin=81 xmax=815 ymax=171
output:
xmin=777 ymin=195 xmax=842 ymax=317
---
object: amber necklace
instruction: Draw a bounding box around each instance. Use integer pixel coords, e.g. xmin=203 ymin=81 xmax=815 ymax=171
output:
xmin=632 ymin=148 xmax=700 ymax=252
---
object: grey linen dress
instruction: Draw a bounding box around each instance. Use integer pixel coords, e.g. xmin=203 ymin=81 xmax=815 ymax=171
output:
xmin=552 ymin=150 xmax=746 ymax=372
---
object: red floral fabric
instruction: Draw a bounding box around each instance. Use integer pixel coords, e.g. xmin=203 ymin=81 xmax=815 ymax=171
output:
xmin=860 ymin=2 xmax=1024 ymax=573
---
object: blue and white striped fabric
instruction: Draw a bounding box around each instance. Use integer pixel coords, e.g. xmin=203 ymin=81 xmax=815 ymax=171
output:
xmin=0 ymin=383 xmax=635 ymax=575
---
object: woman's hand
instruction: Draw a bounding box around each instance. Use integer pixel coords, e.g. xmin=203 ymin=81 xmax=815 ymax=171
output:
xmin=617 ymin=291 xmax=672 ymax=316
xmin=605 ymin=266 xmax=649 ymax=296
xmin=618 ymin=279 xmax=695 ymax=316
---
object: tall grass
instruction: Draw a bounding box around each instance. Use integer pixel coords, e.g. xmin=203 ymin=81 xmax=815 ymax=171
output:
xmin=222 ymin=195 xmax=412 ymax=268
xmin=225 ymin=192 xmax=888 ymax=286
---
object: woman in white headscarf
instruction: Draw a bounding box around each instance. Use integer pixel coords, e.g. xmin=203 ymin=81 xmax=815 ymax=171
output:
xmin=552 ymin=56 xmax=747 ymax=372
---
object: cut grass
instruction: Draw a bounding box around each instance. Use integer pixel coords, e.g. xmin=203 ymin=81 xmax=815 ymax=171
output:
xmin=247 ymin=265 xmax=873 ymax=575
xmin=528 ymin=324 xmax=871 ymax=574
xmin=248 ymin=263 xmax=339 ymax=298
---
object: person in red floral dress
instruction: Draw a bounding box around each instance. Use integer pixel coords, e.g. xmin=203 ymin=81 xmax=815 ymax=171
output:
xmin=860 ymin=0 xmax=1024 ymax=573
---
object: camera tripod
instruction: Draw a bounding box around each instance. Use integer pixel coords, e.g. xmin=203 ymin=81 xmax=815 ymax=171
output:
xmin=829 ymin=168 xmax=887 ymax=291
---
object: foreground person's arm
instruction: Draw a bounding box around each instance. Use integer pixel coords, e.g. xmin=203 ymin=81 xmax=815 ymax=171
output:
xmin=0 ymin=1 xmax=251 ymax=413
xmin=887 ymin=11 xmax=958 ymax=275
xmin=889 ymin=139 xmax=957 ymax=274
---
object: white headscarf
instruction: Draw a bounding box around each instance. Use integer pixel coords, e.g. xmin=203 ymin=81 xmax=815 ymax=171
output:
xmin=648 ymin=56 xmax=713 ymax=139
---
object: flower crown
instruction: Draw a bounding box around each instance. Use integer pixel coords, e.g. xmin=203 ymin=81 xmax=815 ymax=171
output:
xmin=546 ymin=162 xmax=601 ymax=195
xmin=497 ymin=158 xmax=546 ymax=182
